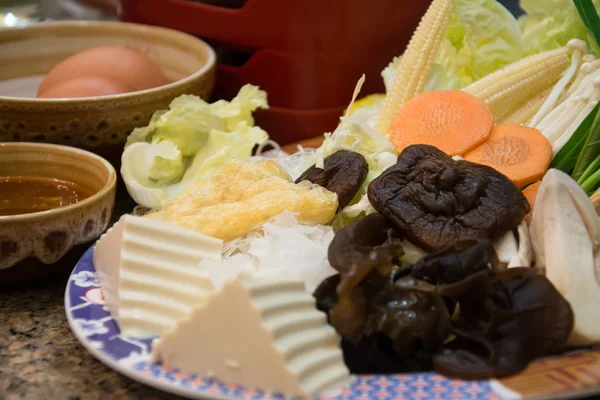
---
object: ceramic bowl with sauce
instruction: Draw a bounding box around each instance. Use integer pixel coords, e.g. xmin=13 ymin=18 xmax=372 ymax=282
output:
xmin=0 ymin=21 xmax=216 ymax=167
xmin=0 ymin=142 xmax=116 ymax=281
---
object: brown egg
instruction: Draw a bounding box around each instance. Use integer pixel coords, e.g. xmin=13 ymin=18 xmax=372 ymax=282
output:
xmin=37 ymin=76 xmax=134 ymax=98
xmin=37 ymin=46 xmax=169 ymax=97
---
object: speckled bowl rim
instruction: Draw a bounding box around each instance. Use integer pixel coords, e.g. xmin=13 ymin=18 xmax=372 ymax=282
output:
xmin=0 ymin=21 xmax=216 ymax=104
xmin=0 ymin=142 xmax=116 ymax=222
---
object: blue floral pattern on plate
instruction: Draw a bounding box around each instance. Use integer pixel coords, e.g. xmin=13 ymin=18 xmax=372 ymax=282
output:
xmin=65 ymin=245 xmax=499 ymax=400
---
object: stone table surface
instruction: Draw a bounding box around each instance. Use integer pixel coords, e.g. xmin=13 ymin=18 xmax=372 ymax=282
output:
xmin=1 ymin=197 xmax=184 ymax=400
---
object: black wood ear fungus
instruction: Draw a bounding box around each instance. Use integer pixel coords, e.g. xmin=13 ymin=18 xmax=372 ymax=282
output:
xmin=367 ymin=144 xmax=530 ymax=251
xmin=432 ymin=268 xmax=574 ymax=380
xmin=296 ymin=150 xmax=369 ymax=209
xmin=314 ymin=214 xmax=451 ymax=373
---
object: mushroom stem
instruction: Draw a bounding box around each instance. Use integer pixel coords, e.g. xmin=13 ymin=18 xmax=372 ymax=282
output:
xmin=530 ymin=169 xmax=600 ymax=346
xmin=560 ymin=59 xmax=600 ymax=103
xmin=493 ymin=222 xmax=533 ymax=269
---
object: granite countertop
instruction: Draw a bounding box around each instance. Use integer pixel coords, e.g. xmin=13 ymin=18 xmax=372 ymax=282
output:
xmin=0 ymin=197 xmax=184 ymax=400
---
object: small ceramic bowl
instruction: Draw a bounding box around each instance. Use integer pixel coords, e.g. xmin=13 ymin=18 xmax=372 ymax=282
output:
xmin=0 ymin=21 xmax=216 ymax=167
xmin=0 ymin=142 xmax=116 ymax=280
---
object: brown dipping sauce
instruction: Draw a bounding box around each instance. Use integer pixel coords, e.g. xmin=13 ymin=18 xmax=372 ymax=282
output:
xmin=0 ymin=176 xmax=93 ymax=216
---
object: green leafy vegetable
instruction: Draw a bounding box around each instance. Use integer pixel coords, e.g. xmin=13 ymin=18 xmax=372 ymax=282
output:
xmin=573 ymin=108 xmax=600 ymax=180
xmin=567 ymin=0 xmax=600 ymax=194
xmin=578 ymin=153 xmax=600 ymax=186
xmin=148 ymin=140 xmax=185 ymax=183
xmin=551 ymin=102 xmax=600 ymax=173
xmin=581 ymin=164 xmax=600 ymax=193
xmin=573 ymin=0 xmax=600 ymax=51
xmin=121 ymin=85 xmax=269 ymax=210
xmin=122 ymin=122 xmax=268 ymax=210
xmin=150 ymin=96 xmax=218 ymax=156
xmin=519 ymin=0 xmax=600 ymax=56
xmin=180 ymin=122 xmax=268 ymax=183
xmin=450 ymin=0 xmax=523 ymax=81
xmin=209 ymin=84 xmax=269 ymax=131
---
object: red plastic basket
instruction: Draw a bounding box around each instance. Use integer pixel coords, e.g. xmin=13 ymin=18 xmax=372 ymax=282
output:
xmin=120 ymin=0 xmax=431 ymax=54
xmin=254 ymin=105 xmax=347 ymax=145
xmin=120 ymin=0 xmax=430 ymax=143
xmin=210 ymin=36 xmax=403 ymax=110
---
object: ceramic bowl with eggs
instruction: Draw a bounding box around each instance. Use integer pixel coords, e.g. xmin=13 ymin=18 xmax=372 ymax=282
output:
xmin=0 ymin=142 xmax=116 ymax=283
xmin=0 ymin=21 xmax=216 ymax=167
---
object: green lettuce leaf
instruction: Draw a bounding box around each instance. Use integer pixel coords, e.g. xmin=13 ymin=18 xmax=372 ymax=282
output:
xmin=126 ymin=85 xmax=267 ymax=157
xmin=451 ymin=0 xmax=523 ymax=81
xmin=181 ymin=122 xmax=269 ymax=183
xmin=122 ymin=122 xmax=268 ymax=210
xmin=209 ymin=84 xmax=268 ymax=131
xmin=120 ymin=141 xmax=182 ymax=209
xmin=520 ymin=0 xmax=571 ymax=15
xmin=126 ymin=110 xmax=168 ymax=146
xmin=121 ymin=85 xmax=269 ymax=209
xmin=151 ymin=95 xmax=219 ymax=156
xmin=147 ymin=140 xmax=185 ymax=184
xmin=518 ymin=0 xmax=600 ymax=55
xmin=315 ymin=115 xmax=396 ymax=169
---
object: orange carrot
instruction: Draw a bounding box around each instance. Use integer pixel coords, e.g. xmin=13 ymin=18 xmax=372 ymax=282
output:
xmin=463 ymin=124 xmax=552 ymax=189
xmin=389 ymin=90 xmax=494 ymax=156
xmin=522 ymin=181 xmax=541 ymax=225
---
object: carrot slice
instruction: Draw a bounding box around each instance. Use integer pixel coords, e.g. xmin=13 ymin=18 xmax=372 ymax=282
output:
xmin=463 ymin=124 xmax=552 ymax=189
xmin=522 ymin=181 xmax=541 ymax=225
xmin=389 ymin=90 xmax=494 ymax=156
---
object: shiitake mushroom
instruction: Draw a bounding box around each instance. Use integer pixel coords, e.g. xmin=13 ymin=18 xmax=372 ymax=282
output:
xmin=368 ymin=144 xmax=530 ymax=251
xmin=296 ymin=150 xmax=369 ymax=209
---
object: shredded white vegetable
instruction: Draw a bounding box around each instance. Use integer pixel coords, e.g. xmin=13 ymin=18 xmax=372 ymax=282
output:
xmin=255 ymin=139 xmax=283 ymax=157
xmin=206 ymin=211 xmax=336 ymax=294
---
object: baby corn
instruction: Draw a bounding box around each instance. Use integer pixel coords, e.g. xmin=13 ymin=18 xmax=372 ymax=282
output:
xmin=375 ymin=0 xmax=453 ymax=136
xmin=464 ymin=48 xmax=570 ymax=122
xmin=499 ymin=87 xmax=552 ymax=125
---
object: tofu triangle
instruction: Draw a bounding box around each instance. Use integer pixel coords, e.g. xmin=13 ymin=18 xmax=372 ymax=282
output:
xmin=151 ymin=273 xmax=350 ymax=397
xmin=94 ymin=214 xmax=223 ymax=338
